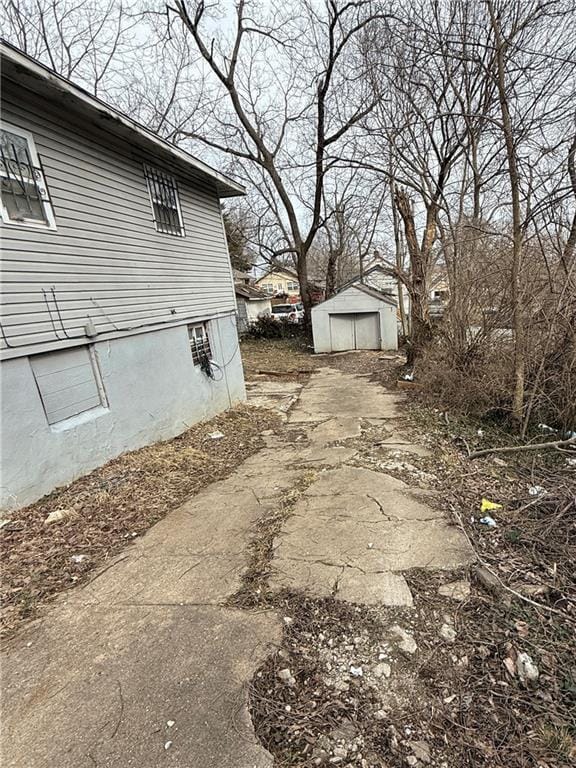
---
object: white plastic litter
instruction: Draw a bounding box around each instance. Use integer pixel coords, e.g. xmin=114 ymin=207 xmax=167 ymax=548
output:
xmin=516 ymin=652 xmax=539 ymax=683
xmin=528 ymin=485 xmax=545 ymax=496
xmin=209 ymin=431 xmax=225 ymax=439
xmin=164 ymin=741 xmax=173 ymax=750
xmin=71 ymin=554 xmax=88 ymax=564
xmin=349 ymin=665 xmax=364 ymax=677
xmin=479 ymin=516 xmax=497 ymax=528
xmin=167 ymin=720 xmax=175 ymax=728
xmin=537 ymin=423 xmax=556 ymax=433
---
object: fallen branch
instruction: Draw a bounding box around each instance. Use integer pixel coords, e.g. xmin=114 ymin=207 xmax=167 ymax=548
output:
xmin=468 ymin=435 xmax=576 ymax=459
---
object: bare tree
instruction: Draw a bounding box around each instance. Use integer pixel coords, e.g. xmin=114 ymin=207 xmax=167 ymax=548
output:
xmin=1 ymin=0 xmax=140 ymax=96
xmin=166 ymin=0 xmax=387 ymax=329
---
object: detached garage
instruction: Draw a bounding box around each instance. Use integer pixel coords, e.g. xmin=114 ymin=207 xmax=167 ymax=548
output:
xmin=311 ymin=284 xmax=398 ymax=353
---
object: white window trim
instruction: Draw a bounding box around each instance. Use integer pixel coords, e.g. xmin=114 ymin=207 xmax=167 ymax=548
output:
xmin=0 ymin=121 xmax=57 ymax=231
xmin=143 ymin=164 xmax=185 ymax=237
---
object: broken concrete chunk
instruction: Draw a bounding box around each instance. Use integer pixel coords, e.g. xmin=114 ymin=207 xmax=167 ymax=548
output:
xmin=373 ymin=662 xmax=391 ymax=679
xmin=438 ymin=580 xmax=470 ymax=601
xmin=439 ymin=623 xmax=457 ymax=643
xmin=390 ymin=625 xmax=417 ymax=655
xmin=277 ymin=667 xmax=296 ymax=686
xmin=474 ymin=566 xmax=502 ymax=595
xmin=408 ymin=740 xmax=431 ymax=764
xmin=44 ymin=508 xmax=77 ymax=526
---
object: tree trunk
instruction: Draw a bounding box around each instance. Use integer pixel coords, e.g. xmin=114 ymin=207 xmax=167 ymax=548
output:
xmin=390 ymin=186 xmax=409 ymax=339
xmin=395 ymin=188 xmax=433 ymax=364
xmin=325 ymin=250 xmax=338 ymax=298
xmin=487 ymin=0 xmax=525 ymax=430
xmin=297 ymin=249 xmax=313 ymax=337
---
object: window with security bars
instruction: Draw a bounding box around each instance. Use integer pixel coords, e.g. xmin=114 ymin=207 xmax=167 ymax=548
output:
xmin=143 ymin=165 xmax=184 ymax=236
xmin=188 ymin=323 xmax=211 ymax=366
xmin=0 ymin=124 xmax=56 ymax=229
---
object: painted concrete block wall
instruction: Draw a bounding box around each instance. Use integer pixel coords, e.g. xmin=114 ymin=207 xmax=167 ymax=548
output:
xmin=0 ymin=314 xmax=245 ymax=509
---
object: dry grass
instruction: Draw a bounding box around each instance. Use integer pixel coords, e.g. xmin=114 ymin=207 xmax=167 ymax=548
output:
xmin=0 ymin=404 xmax=281 ymax=637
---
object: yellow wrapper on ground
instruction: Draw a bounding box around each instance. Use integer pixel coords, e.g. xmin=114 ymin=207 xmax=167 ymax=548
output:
xmin=481 ymin=498 xmax=503 ymax=512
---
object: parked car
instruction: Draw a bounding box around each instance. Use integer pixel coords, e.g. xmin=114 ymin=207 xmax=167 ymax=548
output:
xmin=271 ymin=303 xmax=303 ymax=323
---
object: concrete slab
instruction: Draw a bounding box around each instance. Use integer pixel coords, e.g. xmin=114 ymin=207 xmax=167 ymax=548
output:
xmin=305 ymin=465 xmax=408 ymax=494
xmin=79 ymin=551 xmax=247 ymax=606
xmin=274 ymin=515 xmax=473 ymax=573
xmin=290 ymin=446 xmax=358 ymax=468
xmin=1 ymin=604 xmax=280 ymax=768
xmin=309 ymin=417 xmax=362 ymax=445
xmin=337 ymin=570 xmax=414 ymax=606
xmin=245 ymin=380 xmax=303 ymax=418
xmin=377 ymin=439 xmax=433 ymax=457
xmin=2 ymin=354 xmax=475 ymax=766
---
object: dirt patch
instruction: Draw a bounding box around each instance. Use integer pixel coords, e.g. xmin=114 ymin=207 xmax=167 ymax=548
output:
xmin=240 ymin=338 xmax=405 ymax=386
xmin=241 ymin=338 xmax=319 ymax=380
xmin=250 ymin=592 xmax=430 ymax=768
xmin=0 ymin=405 xmax=281 ymax=638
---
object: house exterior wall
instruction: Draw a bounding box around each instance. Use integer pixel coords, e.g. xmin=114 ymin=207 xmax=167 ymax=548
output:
xmin=245 ymin=298 xmax=271 ymax=322
xmin=1 ymin=78 xmax=236 ymax=358
xmin=0 ymin=316 xmax=244 ymax=509
xmin=0 ymin=75 xmax=246 ymax=510
xmin=236 ymin=297 xmax=271 ymax=333
xmin=311 ymin=287 xmax=398 ymax=353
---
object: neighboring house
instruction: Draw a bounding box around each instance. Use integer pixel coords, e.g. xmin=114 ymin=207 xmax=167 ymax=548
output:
xmin=311 ymin=284 xmax=398 ymax=353
xmin=338 ymin=264 xmax=410 ymax=328
xmin=255 ymin=265 xmax=325 ymax=304
xmin=255 ymin=267 xmax=301 ymax=298
xmin=339 ymin=263 xmax=397 ymax=295
xmin=0 ymin=42 xmax=246 ymax=509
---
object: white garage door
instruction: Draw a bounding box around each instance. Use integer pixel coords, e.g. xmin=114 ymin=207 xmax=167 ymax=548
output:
xmin=329 ymin=312 xmax=380 ymax=351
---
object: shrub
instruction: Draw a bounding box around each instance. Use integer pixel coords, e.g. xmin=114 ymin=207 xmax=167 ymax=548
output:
xmin=247 ymin=315 xmax=304 ymax=340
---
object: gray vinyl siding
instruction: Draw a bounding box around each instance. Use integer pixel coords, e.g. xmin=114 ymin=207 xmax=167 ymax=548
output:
xmin=0 ymin=79 xmax=236 ymax=359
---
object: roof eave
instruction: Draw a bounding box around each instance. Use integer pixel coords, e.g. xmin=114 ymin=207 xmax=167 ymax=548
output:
xmin=0 ymin=41 xmax=245 ymax=199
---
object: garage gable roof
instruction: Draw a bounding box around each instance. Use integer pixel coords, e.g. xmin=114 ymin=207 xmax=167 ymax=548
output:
xmin=313 ymin=283 xmax=397 ymax=311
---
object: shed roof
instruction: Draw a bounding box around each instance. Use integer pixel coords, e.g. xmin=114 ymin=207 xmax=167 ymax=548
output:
xmin=235 ymin=284 xmax=270 ymax=301
xmin=0 ymin=40 xmax=245 ymax=199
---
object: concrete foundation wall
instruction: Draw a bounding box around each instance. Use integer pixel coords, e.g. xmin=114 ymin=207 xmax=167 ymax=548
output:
xmin=0 ymin=314 xmax=245 ymax=509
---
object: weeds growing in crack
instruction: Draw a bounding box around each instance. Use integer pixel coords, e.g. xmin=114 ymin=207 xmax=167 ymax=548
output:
xmin=227 ymin=471 xmax=317 ymax=610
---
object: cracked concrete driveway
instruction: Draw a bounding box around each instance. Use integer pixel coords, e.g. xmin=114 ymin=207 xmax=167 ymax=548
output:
xmin=1 ymin=364 xmax=473 ymax=768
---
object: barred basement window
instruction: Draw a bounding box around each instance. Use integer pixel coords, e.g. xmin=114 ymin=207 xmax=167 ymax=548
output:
xmin=0 ymin=123 xmax=56 ymax=229
xmin=143 ymin=165 xmax=184 ymax=236
xmin=188 ymin=323 xmax=211 ymax=366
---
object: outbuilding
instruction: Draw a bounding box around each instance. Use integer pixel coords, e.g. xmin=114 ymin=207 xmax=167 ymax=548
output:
xmin=311 ymin=284 xmax=398 ymax=353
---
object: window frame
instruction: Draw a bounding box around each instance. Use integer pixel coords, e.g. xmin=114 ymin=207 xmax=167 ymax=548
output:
xmin=143 ymin=164 xmax=185 ymax=237
xmin=188 ymin=322 xmax=212 ymax=367
xmin=0 ymin=121 xmax=57 ymax=231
